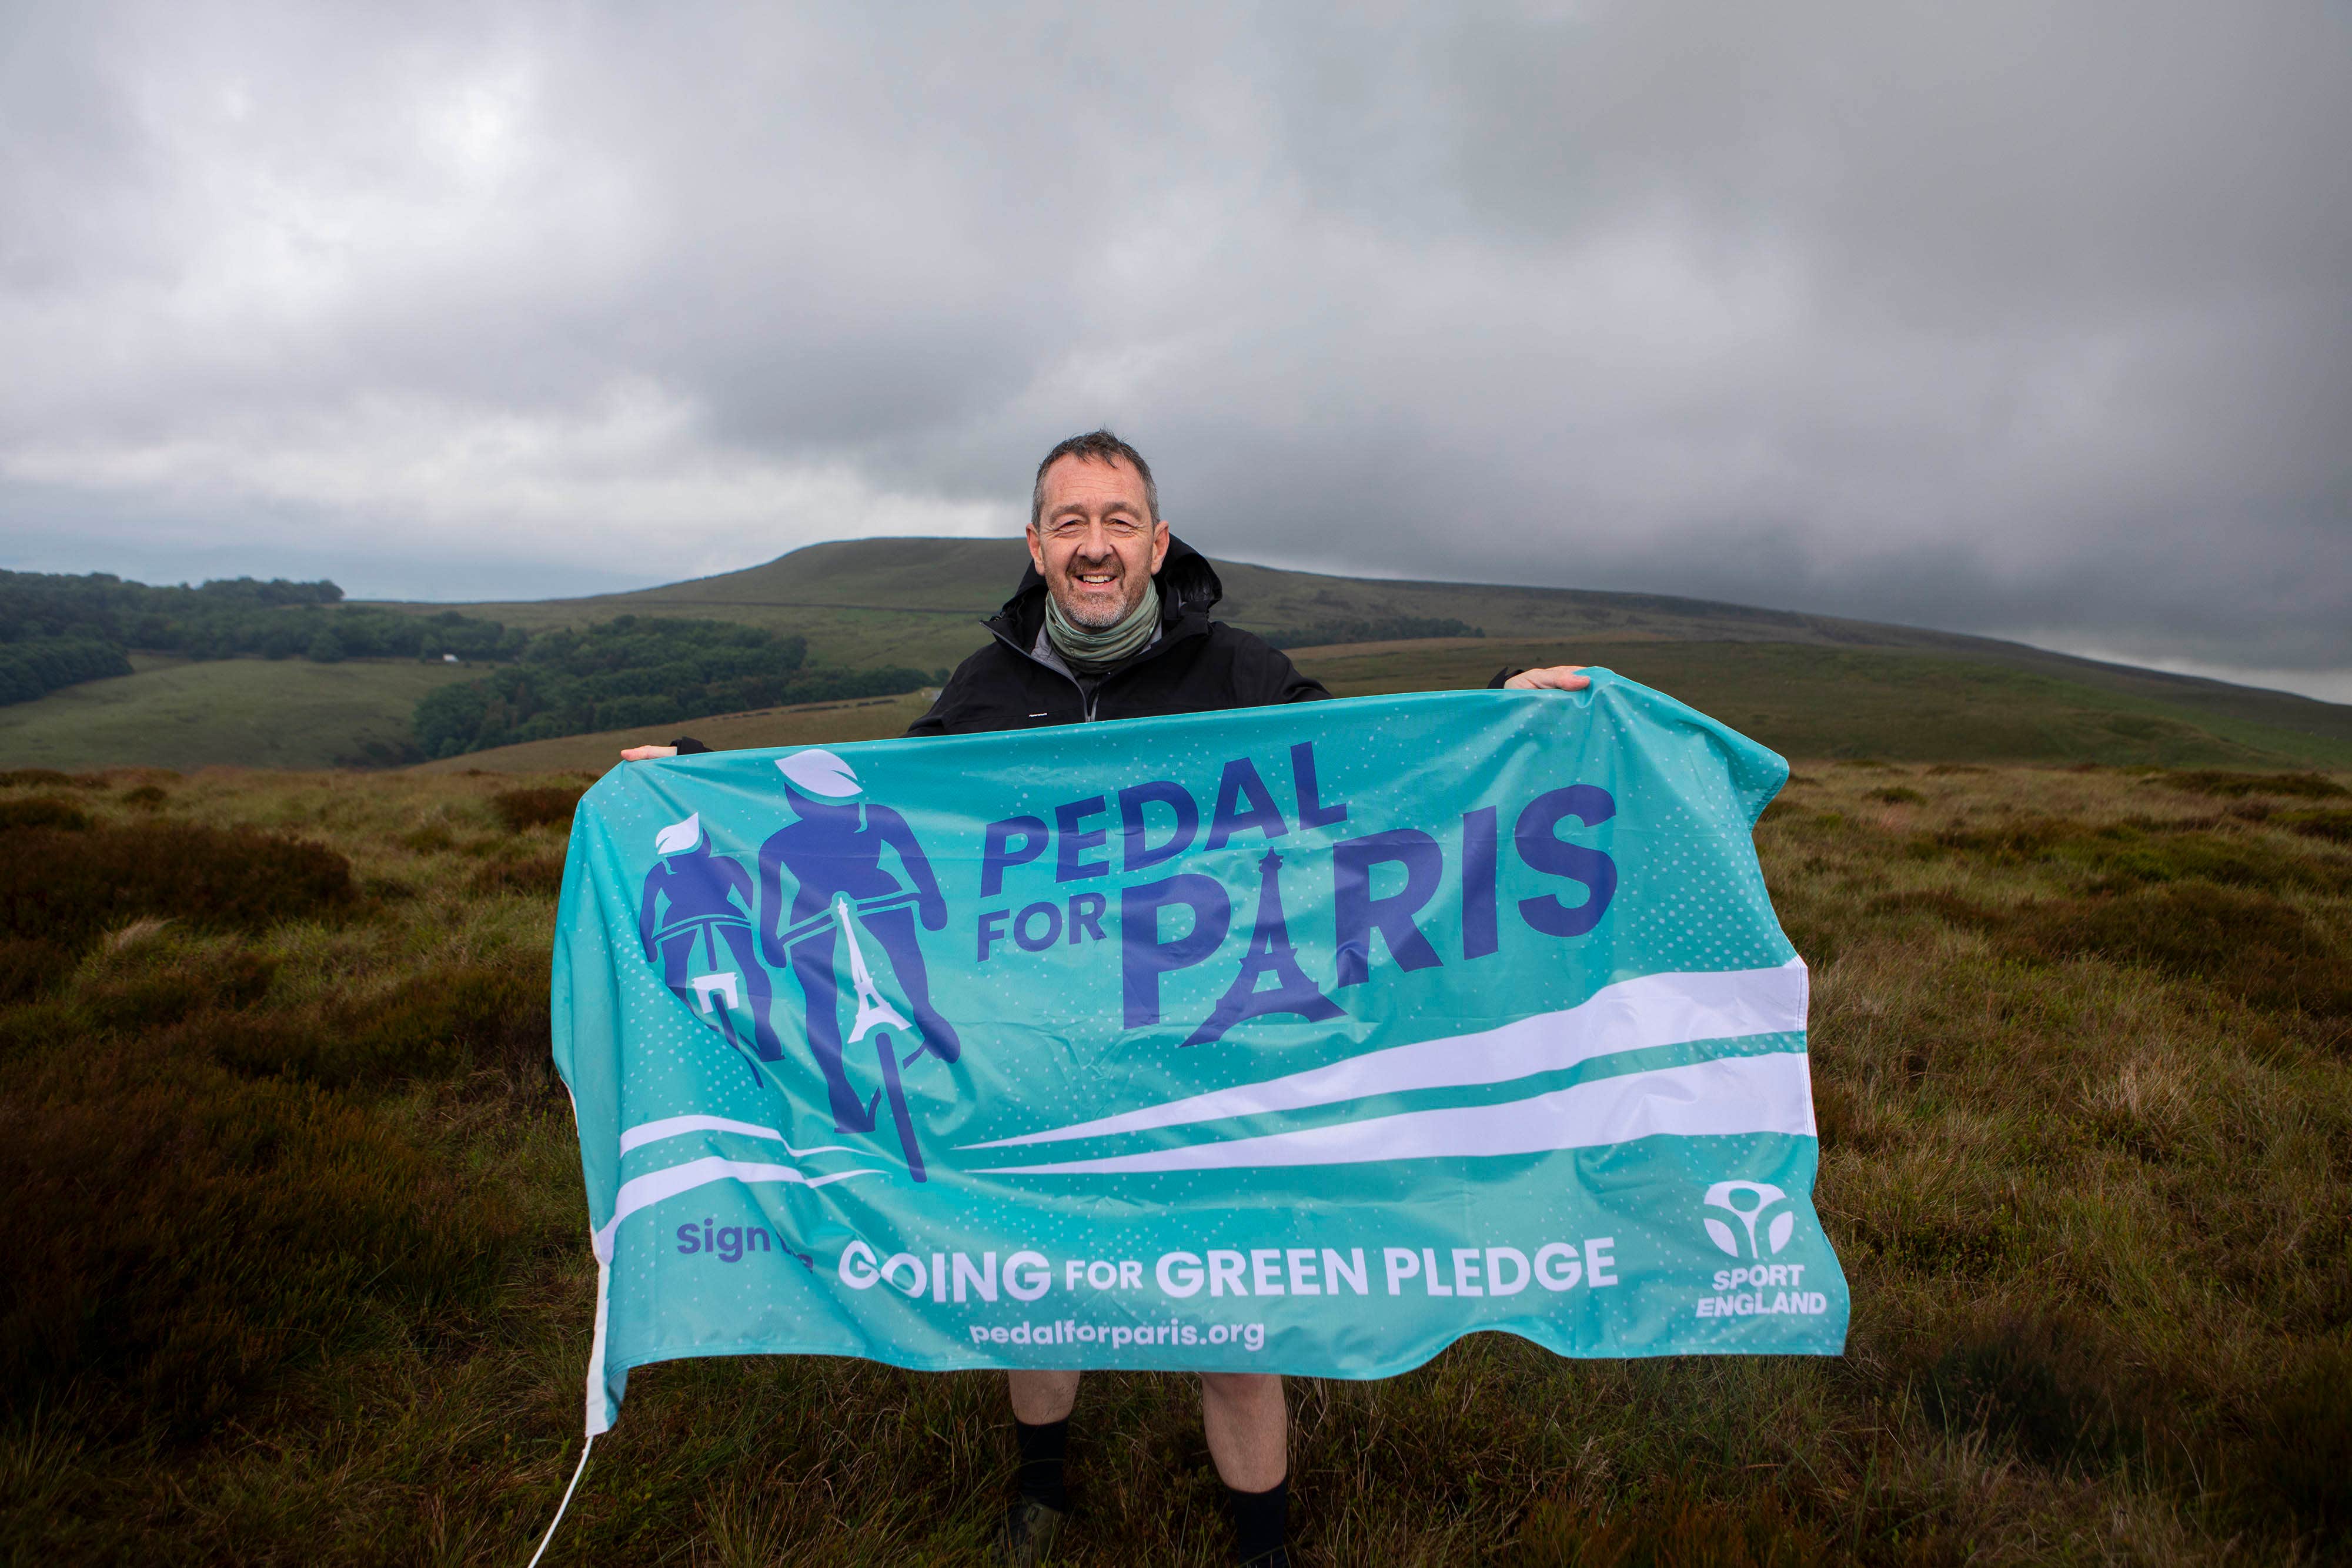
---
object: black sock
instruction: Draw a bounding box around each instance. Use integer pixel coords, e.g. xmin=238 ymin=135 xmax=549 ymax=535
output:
xmin=1014 ymin=1417 xmax=1069 ymax=1512
xmin=1227 ymin=1476 xmax=1287 ymax=1564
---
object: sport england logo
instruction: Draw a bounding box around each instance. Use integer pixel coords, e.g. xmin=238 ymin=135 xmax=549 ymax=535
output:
xmin=1702 ymin=1180 xmax=1795 ymax=1260
xmin=1695 ymin=1179 xmax=1829 ymax=1322
xmin=1703 ymin=1185 xmax=1825 ymax=1316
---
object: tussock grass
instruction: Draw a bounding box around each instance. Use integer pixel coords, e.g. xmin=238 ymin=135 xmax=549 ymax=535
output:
xmin=0 ymin=820 xmax=355 ymax=948
xmin=0 ymin=1041 xmax=519 ymax=1439
xmin=2159 ymin=770 xmax=2347 ymax=800
xmin=0 ymin=937 xmax=76 ymax=1004
xmin=1511 ymin=1485 xmax=1829 ymax=1567
xmin=490 ymin=785 xmax=586 ymax=833
xmin=0 ymin=761 xmax=2347 ymax=1563
xmin=0 ymin=769 xmax=106 ymax=790
xmin=0 ymin=797 xmax=92 ymax=831
xmin=2278 ymin=807 xmax=2352 ymax=845
xmin=471 ymin=855 xmax=567 ymax=897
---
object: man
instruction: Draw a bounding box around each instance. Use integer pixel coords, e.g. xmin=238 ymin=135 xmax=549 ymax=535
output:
xmin=627 ymin=429 xmax=1587 ymax=1566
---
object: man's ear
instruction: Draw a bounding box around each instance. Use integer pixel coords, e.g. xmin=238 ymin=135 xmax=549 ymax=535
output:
xmin=1150 ymin=519 xmax=1171 ymax=574
xmin=1026 ymin=524 xmax=1048 ymax=576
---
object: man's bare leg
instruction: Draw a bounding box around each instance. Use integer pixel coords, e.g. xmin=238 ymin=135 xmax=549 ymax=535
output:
xmin=1200 ymin=1372 xmax=1286 ymax=1490
xmin=1204 ymin=1372 xmax=1289 ymax=1562
xmin=1007 ymin=1368 xmax=1080 ymax=1424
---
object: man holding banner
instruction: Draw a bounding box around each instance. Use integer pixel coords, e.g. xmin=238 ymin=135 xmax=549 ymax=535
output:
xmin=582 ymin=431 xmax=1839 ymax=1566
xmin=923 ymin=430 xmax=1583 ymax=1564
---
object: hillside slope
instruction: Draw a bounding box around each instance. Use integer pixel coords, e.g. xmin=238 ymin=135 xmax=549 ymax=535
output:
xmin=380 ymin=536 xmax=2352 ymax=751
xmin=9 ymin=539 xmax=2342 ymax=772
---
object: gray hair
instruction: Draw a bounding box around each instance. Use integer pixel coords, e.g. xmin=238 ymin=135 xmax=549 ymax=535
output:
xmin=1029 ymin=429 xmax=1159 ymax=530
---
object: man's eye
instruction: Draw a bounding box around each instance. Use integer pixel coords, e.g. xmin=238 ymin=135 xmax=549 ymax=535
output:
xmin=1047 ymin=518 xmax=1142 ymax=539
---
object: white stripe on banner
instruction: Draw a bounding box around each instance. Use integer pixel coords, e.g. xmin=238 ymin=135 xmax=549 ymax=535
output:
xmin=590 ymin=1156 xmax=886 ymax=1262
xmin=617 ymin=1114 xmax=858 ymax=1157
xmin=964 ymin=958 xmax=1806 ymax=1152
xmin=987 ymin=1051 xmax=1816 ymax=1175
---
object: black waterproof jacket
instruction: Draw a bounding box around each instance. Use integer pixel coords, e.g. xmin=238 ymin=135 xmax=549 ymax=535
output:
xmin=904 ymin=536 xmax=1328 ymax=736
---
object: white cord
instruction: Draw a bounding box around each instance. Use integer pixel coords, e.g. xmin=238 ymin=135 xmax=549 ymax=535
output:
xmin=525 ymin=1433 xmax=594 ymax=1568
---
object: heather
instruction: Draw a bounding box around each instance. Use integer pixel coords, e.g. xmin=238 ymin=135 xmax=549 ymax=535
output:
xmin=0 ymin=761 xmax=2346 ymax=1564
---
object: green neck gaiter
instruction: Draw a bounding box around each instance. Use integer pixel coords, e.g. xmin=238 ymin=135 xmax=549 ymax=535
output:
xmin=1043 ymin=578 xmax=1162 ymax=676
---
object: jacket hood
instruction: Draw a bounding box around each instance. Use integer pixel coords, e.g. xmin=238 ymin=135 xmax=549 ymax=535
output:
xmin=991 ymin=533 xmax=1224 ymax=641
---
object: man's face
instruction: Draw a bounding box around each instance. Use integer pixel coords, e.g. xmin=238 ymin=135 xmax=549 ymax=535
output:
xmin=1028 ymin=455 xmax=1170 ymax=629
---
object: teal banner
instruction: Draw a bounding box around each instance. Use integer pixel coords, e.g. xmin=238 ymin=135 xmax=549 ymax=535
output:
xmin=553 ymin=675 xmax=1847 ymax=1433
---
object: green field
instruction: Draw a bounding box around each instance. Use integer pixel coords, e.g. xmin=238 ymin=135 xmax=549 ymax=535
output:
xmin=0 ymin=654 xmax=476 ymax=771
xmin=3 ymin=761 xmax=2347 ymax=1563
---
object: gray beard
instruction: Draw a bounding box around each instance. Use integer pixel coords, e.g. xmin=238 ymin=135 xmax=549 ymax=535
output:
xmin=1055 ymin=582 xmax=1139 ymax=629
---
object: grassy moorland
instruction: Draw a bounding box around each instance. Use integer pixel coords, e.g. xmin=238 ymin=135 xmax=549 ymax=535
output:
xmin=1307 ymin=642 xmax=2352 ymax=769
xmin=1 ymin=755 xmax=2347 ymax=1565
xmin=407 ymin=691 xmax=937 ymax=774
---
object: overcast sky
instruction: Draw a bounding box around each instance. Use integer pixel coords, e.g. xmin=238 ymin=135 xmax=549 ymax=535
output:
xmin=4 ymin=2 xmax=2348 ymax=698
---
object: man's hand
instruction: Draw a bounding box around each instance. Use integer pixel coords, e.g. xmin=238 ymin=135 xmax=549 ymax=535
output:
xmin=620 ymin=745 xmax=679 ymax=761
xmin=1505 ymin=666 xmax=1590 ymax=691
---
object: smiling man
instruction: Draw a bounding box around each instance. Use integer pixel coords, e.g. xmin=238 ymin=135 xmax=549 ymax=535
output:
xmin=624 ymin=429 xmax=1585 ymax=1566
xmin=908 ymin=430 xmax=1586 ymax=1567
xmin=907 ymin=429 xmax=1330 ymax=733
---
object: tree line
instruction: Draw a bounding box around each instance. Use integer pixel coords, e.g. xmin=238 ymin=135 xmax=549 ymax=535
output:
xmin=412 ymin=616 xmax=933 ymax=758
xmin=1 ymin=571 xmax=935 ymax=760
xmin=0 ymin=638 xmax=133 ymax=705
xmin=0 ymin=570 xmax=527 ymax=705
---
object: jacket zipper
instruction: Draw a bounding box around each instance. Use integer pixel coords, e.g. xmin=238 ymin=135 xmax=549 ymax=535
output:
xmin=985 ymin=634 xmax=1094 ymax=721
xmin=986 ymin=610 xmax=1200 ymax=724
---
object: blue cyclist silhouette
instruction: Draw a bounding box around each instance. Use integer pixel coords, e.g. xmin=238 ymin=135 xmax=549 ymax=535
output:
xmin=758 ymin=750 xmax=961 ymax=1136
xmin=637 ymin=812 xmax=781 ymax=1084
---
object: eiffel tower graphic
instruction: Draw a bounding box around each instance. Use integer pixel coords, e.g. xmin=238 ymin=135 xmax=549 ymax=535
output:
xmin=835 ymin=896 xmax=913 ymax=1042
xmin=1182 ymin=850 xmax=1344 ymax=1047
xmin=833 ymin=896 xmax=928 ymax=1181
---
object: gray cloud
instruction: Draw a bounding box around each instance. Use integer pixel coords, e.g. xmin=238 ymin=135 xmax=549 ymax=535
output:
xmin=2 ymin=1 xmax=2346 ymax=686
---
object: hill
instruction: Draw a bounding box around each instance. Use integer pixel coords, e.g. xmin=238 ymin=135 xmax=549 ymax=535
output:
xmin=7 ymin=538 xmax=2346 ymax=771
xmin=383 ymin=536 xmax=2352 ymax=754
